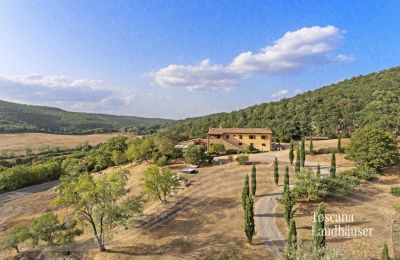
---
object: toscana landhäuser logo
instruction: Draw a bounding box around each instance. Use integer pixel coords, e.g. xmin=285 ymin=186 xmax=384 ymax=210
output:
xmin=312 ymin=212 xmax=374 ymax=237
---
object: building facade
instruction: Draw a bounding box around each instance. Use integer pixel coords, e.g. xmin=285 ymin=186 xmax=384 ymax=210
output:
xmin=207 ymin=127 xmax=273 ymax=152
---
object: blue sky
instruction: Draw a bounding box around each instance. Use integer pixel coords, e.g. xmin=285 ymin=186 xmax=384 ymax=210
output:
xmin=0 ymin=1 xmax=399 ymax=119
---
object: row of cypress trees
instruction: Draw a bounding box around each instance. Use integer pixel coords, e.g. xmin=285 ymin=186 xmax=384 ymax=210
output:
xmin=242 ymin=164 xmax=257 ymax=243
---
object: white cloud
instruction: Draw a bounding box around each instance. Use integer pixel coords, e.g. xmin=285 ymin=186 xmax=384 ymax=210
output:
xmin=229 ymin=25 xmax=346 ymax=73
xmin=152 ymin=59 xmax=241 ymax=92
xmin=272 ymin=89 xmax=289 ymax=98
xmin=0 ymin=74 xmax=137 ymax=112
xmin=152 ymin=25 xmax=352 ymax=91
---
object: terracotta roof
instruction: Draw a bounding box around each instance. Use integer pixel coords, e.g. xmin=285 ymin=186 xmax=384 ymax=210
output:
xmin=208 ymin=128 xmax=272 ymax=135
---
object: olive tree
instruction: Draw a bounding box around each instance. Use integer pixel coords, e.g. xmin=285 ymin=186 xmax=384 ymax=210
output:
xmin=142 ymin=166 xmax=179 ymax=203
xmin=54 ymin=169 xmax=143 ymax=252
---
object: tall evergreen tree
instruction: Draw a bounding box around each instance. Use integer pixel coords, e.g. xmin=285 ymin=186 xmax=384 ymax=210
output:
xmin=314 ymin=202 xmax=326 ymax=254
xmin=300 ymin=138 xmax=305 ymax=167
xmin=289 ymin=140 xmax=294 ymax=165
xmin=316 ymin=164 xmax=321 ymax=177
xmin=242 ymin=175 xmax=250 ymax=210
xmin=381 ymin=243 xmax=390 ymax=260
xmin=295 ymin=148 xmax=301 ymax=173
xmin=274 ymin=157 xmax=279 ymax=185
xmin=285 ymin=219 xmax=298 ymax=260
xmin=338 ymin=134 xmax=342 ymax=154
xmin=251 ymin=164 xmax=257 ymax=196
xmin=244 ymin=195 xmax=255 ymax=244
xmin=330 ymin=152 xmax=336 ymax=178
xmin=284 ymin=166 xmax=290 ymax=193
xmin=279 ymin=189 xmax=297 ymax=226
xmin=309 ymin=137 xmax=314 ymax=155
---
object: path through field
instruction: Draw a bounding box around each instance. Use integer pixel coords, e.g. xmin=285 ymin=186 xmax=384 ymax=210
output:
xmin=254 ymin=191 xmax=285 ymax=259
xmin=0 ymin=180 xmax=59 ymax=202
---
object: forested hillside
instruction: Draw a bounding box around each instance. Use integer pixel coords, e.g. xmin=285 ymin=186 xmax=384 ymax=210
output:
xmin=0 ymin=100 xmax=172 ymax=134
xmin=163 ymin=67 xmax=400 ymax=142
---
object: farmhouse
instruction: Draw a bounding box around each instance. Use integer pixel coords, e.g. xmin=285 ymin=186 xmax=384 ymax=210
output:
xmin=207 ymin=127 xmax=273 ymax=152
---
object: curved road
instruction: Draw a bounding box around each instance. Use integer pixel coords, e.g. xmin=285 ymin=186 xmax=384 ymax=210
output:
xmin=255 ymin=190 xmax=285 ymax=259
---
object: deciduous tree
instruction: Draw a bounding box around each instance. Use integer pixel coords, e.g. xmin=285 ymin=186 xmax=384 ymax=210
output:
xmin=54 ymin=169 xmax=143 ymax=252
xmin=142 ymin=166 xmax=179 ymax=203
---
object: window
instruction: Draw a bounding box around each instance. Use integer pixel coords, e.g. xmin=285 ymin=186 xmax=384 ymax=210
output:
xmin=249 ymin=135 xmax=256 ymax=139
xmin=226 ymin=135 xmax=229 ymax=139
xmin=261 ymin=135 xmax=266 ymax=139
xmin=262 ymin=143 xmax=266 ymax=146
xmin=238 ymin=142 xmax=242 ymax=146
xmin=239 ymin=135 xmax=243 ymax=139
xmin=216 ymin=135 xmax=221 ymax=139
xmin=250 ymin=143 xmax=254 ymax=146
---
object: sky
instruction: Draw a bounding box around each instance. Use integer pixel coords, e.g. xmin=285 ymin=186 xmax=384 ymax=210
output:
xmin=0 ymin=1 xmax=399 ymax=119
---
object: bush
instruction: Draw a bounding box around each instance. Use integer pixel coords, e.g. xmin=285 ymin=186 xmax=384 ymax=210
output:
xmin=156 ymin=156 xmax=168 ymax=167
xmin=236 ymin=155 xmax=249 ymax=165
xmin=390 ymin=186 xmax=400 ymax=197
xmin=183 ymin=145 xmax=204 ymax=164
xmin=346 ymin=126 xmax=399 ymax=170
xmin=342 ymin=165 xmax=377 ymax=180
xmin=322 ymin=175 xmax=359 ymax=197
xmin=208 ymin=143 xmax=225 ymax=155
xmin=225 ymin=149 xmax=238 ymax=155
xmin=306 ymin=147 xmax=345 ymax=155
xmin=293 ymin=169 xmax=327 ymax=200
xmin=243 ymin=144 xmax=260 ymax=154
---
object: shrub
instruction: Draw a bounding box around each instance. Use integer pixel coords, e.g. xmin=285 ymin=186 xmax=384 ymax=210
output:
xmin=156 ymin=155 xmax=168 ymax=167
xmin=208 ymin=143 xmax=225 ymax=155
xmin=236 ymin=155 xmax=249 ymax=165
xmin=306 ymin=147 xmax=345 ymax=155
xmin=322 ymin=175 xmax=359 ymax=197
xmin=390 ymin=186 xmax=400 ymax=197
xmin=293 ymin=169 xmax=327 ymax=200
xmin=342 ymin=165 xmax=377 ymax=180
xmin=225 ymin=149 xmax=238 ymax=155
xmin=346 ymin=126 xmax=399 ymax=170
xmin=243 ymin=144 xmax=260 ymax=154
xmin=183 ymin=145 xmax=204 ymax=164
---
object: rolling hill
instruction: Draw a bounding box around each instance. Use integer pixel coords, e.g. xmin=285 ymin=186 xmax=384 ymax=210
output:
xmin=0 ymin=100 xmax=173 ymax=134
xmin=163 ymin=67 xmax=400 ymax=142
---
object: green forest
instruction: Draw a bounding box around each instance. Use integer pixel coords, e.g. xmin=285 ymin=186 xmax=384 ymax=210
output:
xmin=0 ymin=100 xmax=173 ymax=134
xmin=162 ymin=67 xmax=400 ymax=142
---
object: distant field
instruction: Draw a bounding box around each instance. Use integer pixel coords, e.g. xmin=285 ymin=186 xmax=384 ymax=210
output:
xmin=0 ymin=133 xmax=125 ymax=155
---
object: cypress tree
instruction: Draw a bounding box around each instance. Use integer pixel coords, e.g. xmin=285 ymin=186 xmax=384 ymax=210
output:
xmin=314 ymin=202 xmax=326 ymax=254
xmin=330 ymin=152 xmax=336 ymax=178
xmin=285 ymin=218 xmax=298 ymax=260
xmin=274 ymin=157 xmax=279 ymax=185
xmin=316 ymin=164 xmax=321 ymax=177
xmin=295 ymin=148 xmax=301 ymax=173
xmin=381 ymin=243 xmax=390 ymax=260
xmin=242 ymin=175 xmax=250 ymax=210
xmin=251 ymin=163 xmax=257 ymax=196
xmin=282 ymin=189 xmax=297 ymax=226
xmin=244 ymin=195 xmax=255 ymax=244
xmin=338 ymin=134 xmax=342 ymax=154
xmin=309 ymin=137 xmax=314 ymax=155
xmin=284 ymin=166 xmax=290 ymax=193
xmin=300 ymin=138 xmax=305 ymax=167
xmin=289 ymin=140 xmax=294 ymax=165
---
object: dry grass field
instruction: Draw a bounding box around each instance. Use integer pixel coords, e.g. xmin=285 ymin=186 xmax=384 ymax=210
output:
xmin=275 ymin=160 xmax=400 ymax=259
xmin=0 ymin=138 xmax=398 ymax=259
xmin=0 ymin=158 xmax=285 ymax=259
xmin=0 ymin=133 xmax=126 ymax=155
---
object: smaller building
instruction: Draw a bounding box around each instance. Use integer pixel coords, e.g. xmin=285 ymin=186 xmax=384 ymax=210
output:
xmin=207 ymin=127 xmax=273 ymax=152
xmin=175 ymin=138 xmax=208 ymax=149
